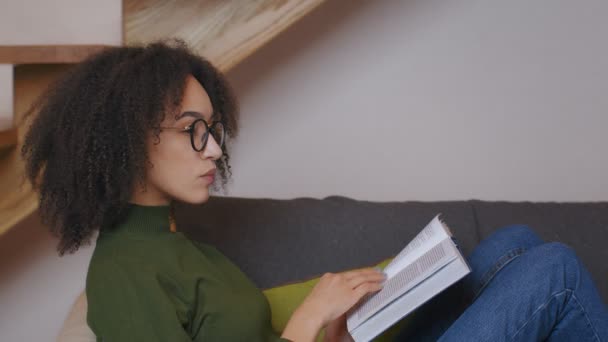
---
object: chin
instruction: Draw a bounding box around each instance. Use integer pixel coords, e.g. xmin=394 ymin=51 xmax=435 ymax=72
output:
xmin=193 ymin=192 xmax=211 ymax=204
xmin=176 ymin=190 xmax=211 ymax=205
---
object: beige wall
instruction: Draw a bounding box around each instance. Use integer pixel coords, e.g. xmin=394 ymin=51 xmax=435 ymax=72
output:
xmin=225 ymin=0 xmax=608 ymax=202
xmin=1 ymin=0 xmax=607 ymax=340
xmin=0 ymin=0 xmax=121 ymax=45
xmin=0 ymin=65 xmax=12 ymax=127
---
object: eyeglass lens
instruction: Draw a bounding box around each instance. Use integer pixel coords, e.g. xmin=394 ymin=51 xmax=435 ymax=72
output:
xmin=193 ymin=120 xmax=225 ymax=151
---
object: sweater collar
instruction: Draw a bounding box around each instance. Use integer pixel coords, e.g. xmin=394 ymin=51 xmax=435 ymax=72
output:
xmin=108 ymin=202 xmax=175 ymax=234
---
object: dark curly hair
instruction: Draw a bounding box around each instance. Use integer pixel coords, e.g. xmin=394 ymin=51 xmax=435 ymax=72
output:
xmin=20 ymin=39 xmax=239 ymax=256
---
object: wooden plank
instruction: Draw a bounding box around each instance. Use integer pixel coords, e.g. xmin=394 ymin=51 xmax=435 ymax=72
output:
xmin=0 ymin=64 xmax=71 ymax=236
xmin=0 ymin=127 xmax=17 ymax=149
xmin=124 ymin=0 xmax=327 ymax=72
xmin=0 ymin=45 xmax=112 ymax=64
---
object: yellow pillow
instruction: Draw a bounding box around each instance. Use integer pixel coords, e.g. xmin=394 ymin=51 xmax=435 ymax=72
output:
xmin=262 ymin=258 xmax=411 ymax=342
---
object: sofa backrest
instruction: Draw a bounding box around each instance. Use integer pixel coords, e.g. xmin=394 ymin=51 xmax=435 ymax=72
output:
xmin=176 ymin=196 xmax=478 ymax=288
xmin=175 ymin=195 xmax=608 ymax=303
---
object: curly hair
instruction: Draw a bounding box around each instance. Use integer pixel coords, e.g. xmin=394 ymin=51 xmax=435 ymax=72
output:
xmin=20 ymin=39 xmax=239 ymax=256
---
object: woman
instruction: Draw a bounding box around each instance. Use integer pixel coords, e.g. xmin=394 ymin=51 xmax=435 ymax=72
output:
xmin=21 ymin=40 xmax=607 ymax=341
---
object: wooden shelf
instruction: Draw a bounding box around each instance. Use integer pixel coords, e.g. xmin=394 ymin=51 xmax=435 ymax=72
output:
xmin=0 ymin=127 xmax=17 ymax=150
xmin=0 ymin=45 xmax=112 ymax=64
xmin=124 ymin=0 xmax=327 ymax=72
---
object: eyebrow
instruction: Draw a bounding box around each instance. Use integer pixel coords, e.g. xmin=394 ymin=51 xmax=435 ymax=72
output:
xmin=176 ymin=111 xmax=218 ymax=122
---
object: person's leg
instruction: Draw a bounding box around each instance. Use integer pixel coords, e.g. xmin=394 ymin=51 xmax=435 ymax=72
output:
xmin=438 ymin=242 xmax=608 ymax=341
xmin=393 ymin=224 xmax=544 ymax=341
xmin=460 ymin=224 xmax=544 ymax=303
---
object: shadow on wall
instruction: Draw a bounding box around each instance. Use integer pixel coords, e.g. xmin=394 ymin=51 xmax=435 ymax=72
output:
xmin=226 ymin=0 xmax=375 ymax=94
xmin=226 ymin=0 xmax=441 ymax=95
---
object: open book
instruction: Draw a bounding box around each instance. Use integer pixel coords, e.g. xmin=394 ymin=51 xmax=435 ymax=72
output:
xmin=346 ymin=215 xmax=471 ymax=342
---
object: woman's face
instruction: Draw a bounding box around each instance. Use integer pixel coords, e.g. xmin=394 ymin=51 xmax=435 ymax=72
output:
xmin=130 ymin=74 xmax=223 ymax=205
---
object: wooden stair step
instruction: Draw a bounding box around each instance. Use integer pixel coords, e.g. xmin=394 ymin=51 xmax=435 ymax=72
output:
xmin=0 ymin=45 xmax=112 ymax=64
xmin=124 ymin=0 xmax=327 ymax=71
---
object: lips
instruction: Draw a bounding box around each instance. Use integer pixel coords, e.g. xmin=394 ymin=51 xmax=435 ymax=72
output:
xmin=202 ymin=168 xmax=216 ymax=177
xmin=201 ymin=168 xmax=216 ymax=184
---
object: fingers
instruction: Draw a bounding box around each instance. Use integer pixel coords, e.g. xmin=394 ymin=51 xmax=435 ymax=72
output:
xmin=320 ymin=268 xmax=386 ymax=296
xmin=309 ymin=269 xmax=385 ymax=322
xmin=352 ymin=269 xmax=385 ymax=299
xmin=343 ymin=267 xmax=385 ymax=281
xmin=342 ymin=268 xmax=386 ymax=289
xmin=347 ymin=273 xmax=385 ymax=291
xmin=353 ymin=281 xmax=384 ymax=299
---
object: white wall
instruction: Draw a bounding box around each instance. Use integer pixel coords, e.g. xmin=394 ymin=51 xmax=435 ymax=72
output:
xmin=0 ymin=0 xmax=122 ymax=45
xmin=0 ymin=214 xmax=96 ymax=342
xmin=225 ymin=0 xmax=608 ymax=202
xmin=1 ymin=0 xmax=607 ymax=340
xmin=0 ymin=65 xmax=12 ymax=128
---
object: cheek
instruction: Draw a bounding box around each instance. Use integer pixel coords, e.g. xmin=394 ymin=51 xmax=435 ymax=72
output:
xmin=148 ymin=137 xmax=199 ymax=185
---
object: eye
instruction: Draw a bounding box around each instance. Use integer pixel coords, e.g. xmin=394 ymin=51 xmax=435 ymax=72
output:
xmin=182 ymin=124 xmax=194 ymax=133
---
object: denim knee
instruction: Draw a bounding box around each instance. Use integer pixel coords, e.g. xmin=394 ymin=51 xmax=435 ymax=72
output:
xmin=532 ymin=242 xmax=581 ymax=289
xmin=466 ymin=225 xmax=544 ymax=299
xmin=536 ymin=242 xmax=578 ymax=266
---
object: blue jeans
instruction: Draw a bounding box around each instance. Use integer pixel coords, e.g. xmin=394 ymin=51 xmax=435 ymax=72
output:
xmin=393 ymin=225 xmax=608 ymax=341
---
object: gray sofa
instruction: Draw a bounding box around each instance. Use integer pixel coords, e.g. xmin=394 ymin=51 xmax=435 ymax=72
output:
xmin=58 ymin=195 xmax=608 ymax=341
xmin=175 ymin=195 xmax=608 ymax=302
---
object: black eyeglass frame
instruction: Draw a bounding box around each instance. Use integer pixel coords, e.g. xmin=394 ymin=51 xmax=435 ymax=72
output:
xmin=159 ymin=118 xmax=225 ymax=152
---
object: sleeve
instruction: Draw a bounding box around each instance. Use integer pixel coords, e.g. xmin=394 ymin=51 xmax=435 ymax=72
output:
xmin=86 ymin=260 xmax=194 ymax=342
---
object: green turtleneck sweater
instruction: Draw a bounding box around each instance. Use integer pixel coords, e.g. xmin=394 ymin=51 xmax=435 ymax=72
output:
xmin=86 ymin=204 xmax=290 ymax=341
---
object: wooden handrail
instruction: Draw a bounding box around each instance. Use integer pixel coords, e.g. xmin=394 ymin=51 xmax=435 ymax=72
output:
xmin=0 ymin=127 xmax=17 ymax=150
xmin=0 ymin=45 xmax=112 ymax=64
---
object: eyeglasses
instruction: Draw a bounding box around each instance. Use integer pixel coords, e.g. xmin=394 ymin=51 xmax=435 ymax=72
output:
xmin=160 ymin=118 xmax=225 ymax=152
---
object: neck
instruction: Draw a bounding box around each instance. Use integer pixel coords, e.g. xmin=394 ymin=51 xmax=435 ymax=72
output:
xmin=129 ymin=199 xmax=171 ymax=206
xmin=129 ymin=184 xmax=171 ymax=206
xmin=103 ymin=202 xmax=177 ymax=234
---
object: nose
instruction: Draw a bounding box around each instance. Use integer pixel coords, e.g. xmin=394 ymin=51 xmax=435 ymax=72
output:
xmin=201 ymin=135 xmax=223 ymax=161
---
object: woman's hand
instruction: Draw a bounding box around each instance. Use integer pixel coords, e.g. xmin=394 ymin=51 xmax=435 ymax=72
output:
xmin=281 ymin=267 xmax=385 ymax=342
xmin=300 ymin=267 xmax=386 ymax=327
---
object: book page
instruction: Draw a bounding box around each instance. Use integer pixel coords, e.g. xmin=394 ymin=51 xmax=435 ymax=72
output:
xmin=383 ymin=215 xmax=450 ymax=278
xmin=347 ymin=238 xmax=457 ymax=331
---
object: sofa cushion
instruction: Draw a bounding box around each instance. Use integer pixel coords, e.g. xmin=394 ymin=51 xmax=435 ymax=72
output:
xmin=176 ymin=195 xmax=478 ymax=289
xmin=57 ymin=291 xmax=95 ymax=342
